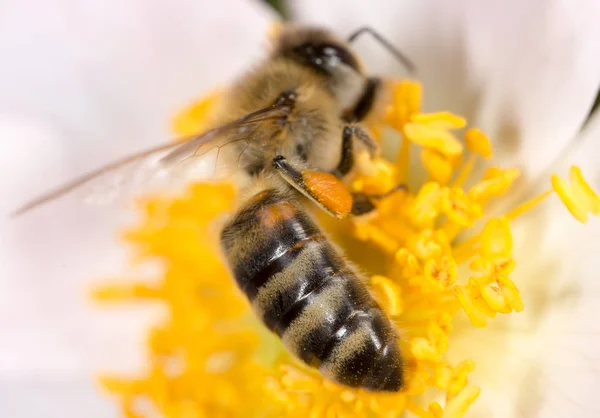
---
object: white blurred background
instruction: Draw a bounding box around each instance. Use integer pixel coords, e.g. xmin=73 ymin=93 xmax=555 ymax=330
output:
xmin=0 ymin=1 xmax=274 ymax=416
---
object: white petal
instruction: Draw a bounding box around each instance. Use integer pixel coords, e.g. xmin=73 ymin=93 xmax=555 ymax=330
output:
xmin=0 ymin=378 xmax=118 ymax=418
xmin=289 ymin=0 xmax=600 ymax=183
xmin=447 ymin=112 xmax=600 ymax=416
xmin=0 ymin=0 xmax=275 ymax=414
xmin=547 ymin=102 xmax=600 ymax=189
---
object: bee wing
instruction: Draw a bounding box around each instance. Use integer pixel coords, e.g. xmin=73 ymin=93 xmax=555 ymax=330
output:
xmin=12 ymin=103 xmax=291 ymax=216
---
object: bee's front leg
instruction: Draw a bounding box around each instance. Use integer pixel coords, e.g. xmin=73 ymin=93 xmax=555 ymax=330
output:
xmin=334 ymin=125 xmax=378 ymax=178
xmin=334 ymin=126 xmax=407 ymax=216
xmin=350 ymin=184 xmax=408 ymax=216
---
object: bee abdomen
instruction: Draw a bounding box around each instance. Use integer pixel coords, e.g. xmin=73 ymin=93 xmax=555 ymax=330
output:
xmin=277 ymin=274 xmax=403 ymax=391
xmin=220 ymin=189 xmax=403 ymax=391
xmin=316 ymin=306 xmax=404 ymax=391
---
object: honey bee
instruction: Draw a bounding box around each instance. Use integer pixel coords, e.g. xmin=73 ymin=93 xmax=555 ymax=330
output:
xmin=14 ymin=25 xmax=414 ymax=392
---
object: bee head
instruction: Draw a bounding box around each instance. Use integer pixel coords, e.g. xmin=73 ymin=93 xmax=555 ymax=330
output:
xmin=275 ymin=25 xmax=363 ymax=75
xmin=273 ymin=25 xmax=366 ymax=111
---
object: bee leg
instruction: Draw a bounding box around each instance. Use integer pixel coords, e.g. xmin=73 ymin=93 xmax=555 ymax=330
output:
xmin=272 ymin=156 xmax=353 ymax=219
xmin=351 ymin=184 xmax=408 ymax=216
xmin=334 ymin=125 xmax=378 ymax=177
xmin=350 ymin=193 xmax=377 ymax=216
xmin=352 ymin=125 xmax=379 ymax=156
xmin=335 ymin=126 xmax=404 ymax=216
xmin=335 ymin=126 xmax=356 ymax=177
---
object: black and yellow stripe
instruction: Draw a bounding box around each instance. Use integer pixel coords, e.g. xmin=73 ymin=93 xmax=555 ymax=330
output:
xmin=220 ymin=189 xmax=404 ymax=391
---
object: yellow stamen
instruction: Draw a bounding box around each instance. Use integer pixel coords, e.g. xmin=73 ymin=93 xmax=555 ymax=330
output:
xmin=411 ymin=112 xmax=467 ymax=130
xmin=409 ymin=182 xmax=444 ymax=228
xmin=446 ymin=360 xmax=476 ymax=397
xmin=441 ymin=188 xmax=483 ymax=227
xmin=407 ymin=399 xmax=434 ymax=418
xmin=429 ymin=402 xmax=444 ymax=418
xmin=384 ymin=80 xmax=422 ymax=130
xmin=443 ymin=385 xmax=481 ymax=418
xmin=481 ymin=218 xmax=512 ymax=257
xmin=469 ymin=167 xmax=520 ymax=205
xmin=570 ymin=166 xmax=600 ymax=213
xmin=171 ymin=89 xmax=221 ymax=137
xmin=424 ymin=256 xmax=458 ymax=291
xmin=455 ymin=286 xmax=488 ymax=327
xmin=370 ymin=275 xmax=404 ymax=316
xmin=470 ymin=255 xmax=515 ymax=278
xmin=465 ymin=128 xmax=492 ymax=159
xmin=92 ymin=283 xmax=160 ymax=301
xmin=404 ymin=123 xmax=463 ymax=157
xmin=422 ymin=148 xmax=454 ymax=184
xmin=552 ymin=165 xmax=600 ymax=223
xmin=395 ymin=248 xmax=422 ymax=278
xmin=480 ymin=278 xmax=520 ymax=314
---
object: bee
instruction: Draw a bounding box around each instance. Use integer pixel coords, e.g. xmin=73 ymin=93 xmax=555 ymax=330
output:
xmin=14 ymin=24 xmax=414 ymax=392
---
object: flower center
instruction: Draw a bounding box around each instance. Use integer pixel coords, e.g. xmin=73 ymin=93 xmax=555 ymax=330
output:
xmin=94 ymin=78 xmax=598 ymax=418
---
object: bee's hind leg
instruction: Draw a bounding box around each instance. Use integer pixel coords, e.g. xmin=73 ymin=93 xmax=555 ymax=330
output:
xmin=272 ymin=156 xmax=354 ymax=219
xmin=273 ymin=119 xmax=406 ymax=218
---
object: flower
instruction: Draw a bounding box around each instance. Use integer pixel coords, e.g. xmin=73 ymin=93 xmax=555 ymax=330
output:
xmin=2 ymin=1 xmax=600 ymax=417
xmin=290 ymin=0 xmax=600 ymax=185
xmin=287 ymin=2 xmax=600 ymax=416
xmin=94 ymin=78 xmax=598 ymax=417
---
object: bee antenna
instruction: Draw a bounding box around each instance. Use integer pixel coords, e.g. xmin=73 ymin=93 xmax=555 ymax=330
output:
xmin=347 ymin=26 xmax=416 ymax=75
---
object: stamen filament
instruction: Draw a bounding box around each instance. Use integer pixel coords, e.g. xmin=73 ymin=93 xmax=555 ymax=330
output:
xmin=453 ymin=233 xmax=482 ymax=263
xmin=504 ymin=189 xmax=552 ymax=221
xmin=453 ymin=153 xmax=477 ymax=188
xmin=406 ymin=399 xmax=433 ymax=418
xmin=396 ymin=136 xmax=411 ymax=183
xmin=441 ymin=223 xmax=461 ymax=242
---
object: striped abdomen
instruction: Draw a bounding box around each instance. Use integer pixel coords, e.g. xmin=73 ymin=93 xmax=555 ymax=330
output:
xmin=220 ymin=189 xmax=404 ymax=391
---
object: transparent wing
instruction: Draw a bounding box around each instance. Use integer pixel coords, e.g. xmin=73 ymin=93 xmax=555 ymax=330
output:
xmin=12 ymin=103 xmax=292 ymax=216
